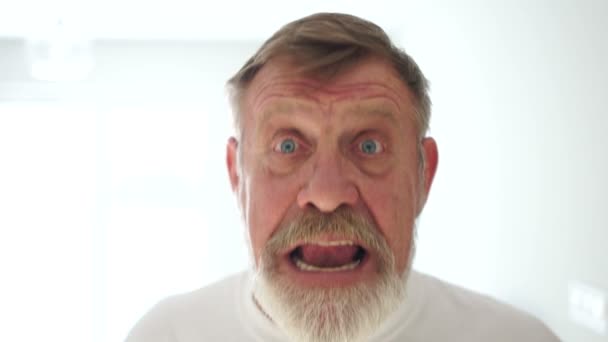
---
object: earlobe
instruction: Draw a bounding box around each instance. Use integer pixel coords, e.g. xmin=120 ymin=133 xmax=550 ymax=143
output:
xmin=226 ymin=137 xmax=240 ymax=192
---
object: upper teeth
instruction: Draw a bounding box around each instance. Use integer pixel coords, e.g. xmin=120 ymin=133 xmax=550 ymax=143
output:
xmin=308 ymin=240 xmax=354 ymax=246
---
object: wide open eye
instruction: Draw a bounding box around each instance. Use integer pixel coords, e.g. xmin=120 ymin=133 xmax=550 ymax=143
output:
xmin=359 ymin=139 xmax=383 ymax=155
xmin=275 ymin=138 xmax=298 ymax=154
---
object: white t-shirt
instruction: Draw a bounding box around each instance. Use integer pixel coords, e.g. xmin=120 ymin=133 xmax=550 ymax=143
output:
xmin=125 ymin=270 xmax=560 ymax=341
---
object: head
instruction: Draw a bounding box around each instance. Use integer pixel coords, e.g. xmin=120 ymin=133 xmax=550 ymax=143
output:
xmin=226 ymin=13 xmax=438 ymax=342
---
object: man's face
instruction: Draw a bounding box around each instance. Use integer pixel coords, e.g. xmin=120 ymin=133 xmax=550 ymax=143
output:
xmin=228 ymin=55 xmax=437 ymax=279
xmin=226 ymin=55 xmax=437 ymax=341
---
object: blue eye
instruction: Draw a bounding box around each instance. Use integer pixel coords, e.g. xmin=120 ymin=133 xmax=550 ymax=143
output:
xmin=360 ymin=139 xmax=382 ymax=154
xmin=278 ymin=138 xmax=297 ymax=154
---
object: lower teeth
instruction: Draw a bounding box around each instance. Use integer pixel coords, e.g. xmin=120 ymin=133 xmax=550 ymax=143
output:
xmin=294 ymin=258 xmax=361 ymax=272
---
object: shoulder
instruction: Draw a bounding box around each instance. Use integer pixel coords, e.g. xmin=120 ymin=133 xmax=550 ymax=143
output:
xmin=408 ymin=271 xmax=561 ymax=341
xmin=124 ymin=272 xmax=247 ymax=342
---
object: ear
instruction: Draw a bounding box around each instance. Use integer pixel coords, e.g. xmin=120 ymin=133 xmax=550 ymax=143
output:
xmin=226 ymin=137 xmax=240 ymax=192
xmin=418 ymin=137 xmax=439 ymax=210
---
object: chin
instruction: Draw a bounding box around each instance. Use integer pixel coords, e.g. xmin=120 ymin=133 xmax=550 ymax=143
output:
xmin=253 ymin=258 xmax=409 ymax=342
xmin=251 ymin=207 xmax=416 ymax=341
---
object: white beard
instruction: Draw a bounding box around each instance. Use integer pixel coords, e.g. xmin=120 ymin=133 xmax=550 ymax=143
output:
xmin=253 ymin=265 xmax=410 ymax=342
xmin=251 ymin=207 xmax=416 ymax=342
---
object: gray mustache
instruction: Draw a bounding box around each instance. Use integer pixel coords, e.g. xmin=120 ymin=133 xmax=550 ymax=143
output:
xmin=263 ymin=206 xmax=394 ymax=273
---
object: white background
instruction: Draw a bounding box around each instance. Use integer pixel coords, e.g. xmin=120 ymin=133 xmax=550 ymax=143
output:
xmin=0 ymin=1 xmax=606 ymax=341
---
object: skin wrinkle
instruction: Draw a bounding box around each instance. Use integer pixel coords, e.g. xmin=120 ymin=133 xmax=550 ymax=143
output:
xmin=252 ymin=92 xmax=409 ymax=155
xmin=220 ymin=14 xmax=442 ymax=341
xmin=227 ymin=54 xmax=438 ymax=342
xmin=237 ymin=58 xmax=424 ymax=276
xmin=258 ymin=101 xmax=401 ymax=137
xmin=252 ymin=102 xmax=408 ymax=189
xmin=256 ymin=100 xmax=405 ymax=187
xmin=250 ymin=80 xmax=409 ymax=119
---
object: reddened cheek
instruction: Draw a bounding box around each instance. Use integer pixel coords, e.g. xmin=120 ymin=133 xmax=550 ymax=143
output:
xmin=246 ymin=170 xmax=303 ymax=257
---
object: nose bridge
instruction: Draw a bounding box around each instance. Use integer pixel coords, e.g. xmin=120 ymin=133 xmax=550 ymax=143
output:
xmin=297 ymin=144 xmax=359 ymax=212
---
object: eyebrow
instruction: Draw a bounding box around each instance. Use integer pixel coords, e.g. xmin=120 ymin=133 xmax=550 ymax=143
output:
xmin=349 ymin=105 xmax=399 ymax=124
xmin=255 ymin=103 xmax=403 ymax=143
xmin=259 ymin=100 xmax=401 ymax=123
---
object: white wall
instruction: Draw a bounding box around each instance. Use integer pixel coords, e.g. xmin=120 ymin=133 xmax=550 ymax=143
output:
xmin=0 ymin=40 xmax=260 ymax=342
xmin=0 ymin=1 xmax=606 ymax=341
xmin=403 ymin=3 xmax=608 ymax=342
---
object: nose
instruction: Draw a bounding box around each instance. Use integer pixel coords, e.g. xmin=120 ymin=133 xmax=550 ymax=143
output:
xmin=296 ymin=151 xmax=359 ymax=213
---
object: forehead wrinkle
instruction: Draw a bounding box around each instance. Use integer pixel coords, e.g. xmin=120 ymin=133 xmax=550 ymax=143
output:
xmin=329 ymin=93 xmax=404 ymax=114
xmin=318 ymin=82 xmax=409 ymax=109
xmin=257 ymin=99 xmax=318 ymax=129
xmin=321 ymin=81 xmax=404 ymax=97
xmin=249 ymin=74 xmax=321 ymax=102
xmin=254 ymin=93 xmax=408 ymax=130
xmin=252 ymin=86 xmax=408 ymax=116
xmin=247 ymin=74 xmax=415 ymax=127
xmin=253 ymin=92 xmax=316 ymax=115
xmin=249 ymin=80 xmax=322 ymax=115
xmin=344 ymin=103 xmax=400 ymax=125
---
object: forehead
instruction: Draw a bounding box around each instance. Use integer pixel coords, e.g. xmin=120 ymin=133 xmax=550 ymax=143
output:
xmin=242 ymin=56 xmax=416 ymax=124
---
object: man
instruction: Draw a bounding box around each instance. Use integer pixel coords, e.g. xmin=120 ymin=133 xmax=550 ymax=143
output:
xmin=126 ymin=13 xmax=560 ymax=342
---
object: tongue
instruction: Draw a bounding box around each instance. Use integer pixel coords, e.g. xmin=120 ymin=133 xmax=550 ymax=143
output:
xmin=299 ymin=244 xmax=359 ymax=268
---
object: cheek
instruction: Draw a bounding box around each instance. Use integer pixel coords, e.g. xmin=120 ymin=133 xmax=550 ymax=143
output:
xmin=361 ymin=171 xmax=418 ymax=272
xmin=244 ymin=169 xmax=302 ymax=263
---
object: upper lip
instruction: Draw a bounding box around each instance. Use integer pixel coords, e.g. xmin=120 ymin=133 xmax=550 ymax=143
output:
xmin=279 ymin=237 xmax=370 ymax=257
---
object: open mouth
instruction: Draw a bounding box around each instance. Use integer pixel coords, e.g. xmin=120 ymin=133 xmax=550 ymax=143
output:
xmin=289 ymin=240 xmax=367 ymax=272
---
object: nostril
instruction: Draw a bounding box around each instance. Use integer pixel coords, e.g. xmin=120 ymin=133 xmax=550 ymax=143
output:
xmin=296 ymin=182 xmax=359 ymax=213
xmin=303 ymin=203 xmax=320 ymax=212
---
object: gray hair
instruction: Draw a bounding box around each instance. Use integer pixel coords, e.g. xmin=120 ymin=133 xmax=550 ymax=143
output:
xmin=226 ymin=12 xmax=431 ymax=140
